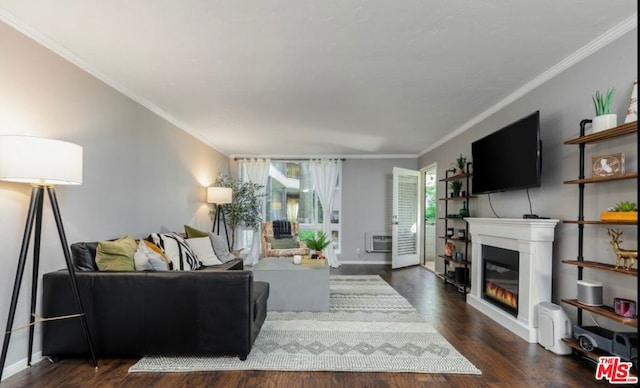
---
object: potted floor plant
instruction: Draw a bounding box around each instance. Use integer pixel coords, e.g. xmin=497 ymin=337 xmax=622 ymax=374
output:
xmin=592 ymin=87 xmax=617 ymax=132
xmin=304 ymin=232 xmax=331 ymax=259
xmin=214 ymin=174 xmax=265 ymax=251
xmin=600 ymin=201 xmax=637 ymax=222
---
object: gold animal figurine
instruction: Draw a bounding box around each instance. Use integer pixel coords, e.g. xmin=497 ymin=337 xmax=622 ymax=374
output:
xmin=607 ymin=228 xmax=637 ymax=270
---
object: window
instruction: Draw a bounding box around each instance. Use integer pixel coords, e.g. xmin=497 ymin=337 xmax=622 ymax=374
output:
xmin=266 ymin=161 xmax=341 ymax=253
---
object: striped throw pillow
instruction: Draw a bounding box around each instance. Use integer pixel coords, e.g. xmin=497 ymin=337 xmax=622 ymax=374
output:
xmin=149 ymin=232 xmax=202 ymax=271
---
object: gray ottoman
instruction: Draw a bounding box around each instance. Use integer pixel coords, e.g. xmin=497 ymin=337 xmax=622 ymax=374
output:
xmin=250 ymin=257 xmax=329 ymax=311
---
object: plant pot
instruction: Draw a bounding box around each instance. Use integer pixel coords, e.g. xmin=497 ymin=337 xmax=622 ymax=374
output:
xmin=592 ymin=114 xmax=617 ymax=133
xmin=600 ymin=211 xmax=637 ymax=222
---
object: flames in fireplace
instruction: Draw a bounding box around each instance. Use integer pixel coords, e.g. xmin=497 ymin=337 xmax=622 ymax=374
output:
xmin=485 ymin=280 xmax=517 ymax=309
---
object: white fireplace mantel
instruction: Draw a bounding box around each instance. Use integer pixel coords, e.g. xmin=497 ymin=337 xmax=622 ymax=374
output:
xmin=465 ymin=217 xmax=559 ymax=343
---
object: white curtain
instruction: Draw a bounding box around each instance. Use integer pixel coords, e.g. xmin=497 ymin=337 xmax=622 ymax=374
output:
xmin=309 ymin=159 xmax=341 ymax=268
xmin=241 ymin=158 xmax=270 ymax=266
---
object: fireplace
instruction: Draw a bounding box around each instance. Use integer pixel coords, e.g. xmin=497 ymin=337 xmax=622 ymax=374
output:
xmin=465 ymin=218 xmax=558 ymax=343
xmin=482 ymin=245 xmax=519 ymax=316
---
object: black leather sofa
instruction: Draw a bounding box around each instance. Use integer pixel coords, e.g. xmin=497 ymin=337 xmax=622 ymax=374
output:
xmin=42 ymin=241 xmax=269 ymax=361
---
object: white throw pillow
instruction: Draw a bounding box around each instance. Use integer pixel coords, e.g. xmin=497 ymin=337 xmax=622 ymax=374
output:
xmin=134 ymin=240 xmax=169 ymax=271
xmin=187 ymin=236 xmax=223 ymax=266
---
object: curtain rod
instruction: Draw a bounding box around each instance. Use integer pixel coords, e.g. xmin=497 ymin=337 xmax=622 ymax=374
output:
xmin=233 ymin=157 xmax=346 ymax=161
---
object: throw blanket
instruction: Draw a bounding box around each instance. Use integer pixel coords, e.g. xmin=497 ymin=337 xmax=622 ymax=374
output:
xmin=272 ymin=220 xmax=292 ymax=239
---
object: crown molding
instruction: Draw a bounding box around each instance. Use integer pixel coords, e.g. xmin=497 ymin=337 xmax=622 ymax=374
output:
xmin=0 ymin=8 xmax=229 ymax=157
xmin=419 ymin=14 xmax=638 ymax=157
xmin=230 ymin=153 xmax=418 ymax=160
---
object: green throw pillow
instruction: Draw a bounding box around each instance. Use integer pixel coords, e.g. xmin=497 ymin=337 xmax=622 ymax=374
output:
xmin=95 ymin=236 xmax=137 ymax=271
xmin=267 ymin=236 xmax=299 ymax=249
xmin=184 ymin=224 xmax=209 ymax=238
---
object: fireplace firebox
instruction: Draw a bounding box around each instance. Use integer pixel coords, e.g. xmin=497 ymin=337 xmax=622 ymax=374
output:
xmin=482 ymin=245 xmax=519 ymax=316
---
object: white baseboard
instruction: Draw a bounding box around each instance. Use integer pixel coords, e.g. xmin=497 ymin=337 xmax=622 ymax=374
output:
xmin=1 ymin=351 xmax=43 ymax=381
xmin=338 ymin=260 xmax=391 ymax=265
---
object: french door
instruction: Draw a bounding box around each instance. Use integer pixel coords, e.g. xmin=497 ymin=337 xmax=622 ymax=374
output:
xmin=391 ymin=167 xmax=420 ymax=269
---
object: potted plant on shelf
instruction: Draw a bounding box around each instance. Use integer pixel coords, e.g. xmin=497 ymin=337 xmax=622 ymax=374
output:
xmin=455 ymin=154 xmax=467 ymax=174
xmin=304 ymin=232 xmax=331 ymax=259
xmin=600 ymin=201 xmax=637 ymax=222
xmin=592 ymin=87 xmax=617 ymax=132
xmin=449 ymin=180 xmax=463 ymax=197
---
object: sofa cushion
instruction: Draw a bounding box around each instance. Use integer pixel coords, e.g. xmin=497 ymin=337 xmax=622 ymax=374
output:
xmin=150 ymin=233 xmax=202 ymax=271
xmin=209 ymin=234 xmax=235 ymax=263
xmin=198 ymin=257 xmax=243 ymax=270
xmin=184 ymin=224 xmax=209 ymax=238
xmin=95 ymin=236 xmax=137 ymax=271
xmin=134 ymin=240 xmax=170 ymax=271
xmin=186 ymin=237 xmax=223 ymax=266
xmin=141 ymin=240 xmax=170 ymax=262
xmin=71 ymin=241 xmax=100 ymax=271
xmin=267 ymin=236 xmax=298 ymax=249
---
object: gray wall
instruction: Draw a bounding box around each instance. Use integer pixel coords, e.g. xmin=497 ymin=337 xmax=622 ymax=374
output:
xmin=0 ymin=21 xmax=229 ymax=373
xmin=340 ymin=158 xmax=418 ymax=263
xmin=419 ymin=29 xmax=638 ymax=331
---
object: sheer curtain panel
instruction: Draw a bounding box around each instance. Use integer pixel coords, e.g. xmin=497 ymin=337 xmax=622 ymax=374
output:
xmin=309 ymin=159 xmax=341 ymax=268
xmin=241 ymin=158 xmax=270 ymax=266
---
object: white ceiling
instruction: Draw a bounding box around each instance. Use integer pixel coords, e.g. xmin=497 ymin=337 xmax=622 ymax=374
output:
xmin=0 ymin=1 xmax=637 ymax=157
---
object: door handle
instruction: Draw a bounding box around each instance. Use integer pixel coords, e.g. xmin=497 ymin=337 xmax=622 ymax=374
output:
xmin=392 ymin=215 xmax=399 ymax=225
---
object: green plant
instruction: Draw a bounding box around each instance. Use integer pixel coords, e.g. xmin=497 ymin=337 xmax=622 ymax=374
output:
xmin=608 ymin=201 xmax=637 ymax=212
xmin=304 ymin=232 xmax=331 ymax=251
xmin=449 ymin=180 xmax=463 ymax=193
xmin=456 ymin=153 xmax=466 ymax=169
xmin=593 ymin=88 xmax=616 ymax=116
xmin=424 ymin=184 xmax=436 ymax=224
xmin=213 ymin=174 xmax=266 ymax=249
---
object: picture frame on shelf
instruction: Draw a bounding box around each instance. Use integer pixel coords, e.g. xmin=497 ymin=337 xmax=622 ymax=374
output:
xmin=592 ymin=153 xmax=624 ymax=178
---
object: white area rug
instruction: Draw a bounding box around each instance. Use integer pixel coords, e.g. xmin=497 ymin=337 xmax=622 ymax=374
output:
xmin=129 ymin=275 xmax=481 ymax=375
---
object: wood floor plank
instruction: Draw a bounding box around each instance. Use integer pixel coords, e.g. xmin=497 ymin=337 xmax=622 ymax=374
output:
xmin=1 ymin=265 xmax=608 ymax=387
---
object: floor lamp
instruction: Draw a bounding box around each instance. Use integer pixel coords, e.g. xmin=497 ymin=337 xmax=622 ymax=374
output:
xmin=0 ymin=136 xmax=97 ymax=381
xmin=207 ymin=187 xmax=232 ymax=250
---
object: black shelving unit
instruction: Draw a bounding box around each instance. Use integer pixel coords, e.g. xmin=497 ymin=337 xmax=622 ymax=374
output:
xmin=438 ymin=162 xmax=473 ymax=298
xmin=560 ymin=120 xmax=637 ymax=364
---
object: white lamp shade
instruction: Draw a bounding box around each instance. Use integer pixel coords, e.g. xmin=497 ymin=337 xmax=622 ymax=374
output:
xmin=207 ymin=187 xmax=232 ymax=204
xmin=0 ymin=135 xmax=83 ymax=185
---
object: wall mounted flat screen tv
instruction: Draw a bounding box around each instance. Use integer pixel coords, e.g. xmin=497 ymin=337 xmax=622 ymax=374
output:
xmin=472 ymin=111 xmax=541 ymax=195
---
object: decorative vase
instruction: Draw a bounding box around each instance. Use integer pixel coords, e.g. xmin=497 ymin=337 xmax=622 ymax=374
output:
xmin=459 ymin=201 xmax=470 ymax=217
xmin=591 ymin=114 xmax=617 ymax=133
xmin=444 ymin=242 xmax=455 ymax=257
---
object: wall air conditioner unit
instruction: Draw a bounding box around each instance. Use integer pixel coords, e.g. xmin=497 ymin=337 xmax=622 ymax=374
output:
xmin=365 ymin=232 xmax=392 ymax=253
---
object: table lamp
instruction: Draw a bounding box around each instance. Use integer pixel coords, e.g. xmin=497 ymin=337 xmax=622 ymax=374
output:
xmin=0 ymin=135 xmax=97 ymax=380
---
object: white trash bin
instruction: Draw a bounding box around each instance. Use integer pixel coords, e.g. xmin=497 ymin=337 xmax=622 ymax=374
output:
xmin=537 ymin=301 xmax=572 ymax=355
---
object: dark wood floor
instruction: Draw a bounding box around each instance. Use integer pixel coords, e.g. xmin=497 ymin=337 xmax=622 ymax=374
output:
xmin=2 ymin=265 xmax=613 ymax=387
